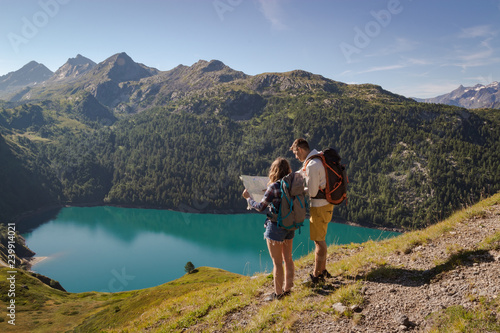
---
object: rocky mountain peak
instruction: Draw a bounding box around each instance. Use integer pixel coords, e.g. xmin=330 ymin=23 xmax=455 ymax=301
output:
xmin=108 ymin=52 xmax=133 ymax=66
xmin=67 ymin=54 xmax=95 ymax=66
xmin=50 ymin=54 xmax=96 ymax=81
xmin=0 ymin=61 xmax=53 ymax=91
xmin=189 ymin=59 xmax=234 ymax=74
xmin=175 ymin=59 xmax=248 ymax=86
xmin=485 ymin=81 xmax=499 ymax=89
xmin=22 ymin=61 xmax=40 ymax=70
xmin=200 ymin=59 xmax=226 ymax=73
xmin=90 ymin=52 xmax=158 ymax=83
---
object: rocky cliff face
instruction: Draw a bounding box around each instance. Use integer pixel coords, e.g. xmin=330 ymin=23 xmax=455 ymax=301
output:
xmin=73 ymin=92 xmax=116 ymax=125
xmin=49 ymin=54 xmax=96 ymax=82
xmin=78 ymin=52 xmax=159 ymax=107
xmin=115 ymin=59 xmax=249 ymax=112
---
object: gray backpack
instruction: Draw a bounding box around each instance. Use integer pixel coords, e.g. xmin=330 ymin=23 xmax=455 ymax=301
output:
xmin=269 ymin=172 xmax=307 ymax=231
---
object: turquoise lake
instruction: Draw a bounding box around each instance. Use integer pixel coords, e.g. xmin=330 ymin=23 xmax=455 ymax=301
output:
xmin=22 ymin=206 xmax=400 ymax=293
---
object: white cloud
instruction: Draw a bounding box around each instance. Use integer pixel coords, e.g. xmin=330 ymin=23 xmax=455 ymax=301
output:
xmin=357 ymin=64 xmax=405 ymax=74
xmin=405 ymin=57 xmax=432 ymax=66
xmin=452 ymin=38 xmax=500 ymax=70
xmin=457 ymin=56 xmax=500 ymax=71
xmin=399 ymin=82 xmax=462 ymax=99
xmin=338 ymin=70 xmax=352 ymax=76
xmin=258 ymin=0 xmax=288 ymax=30
xmin=466 ymin=74 xmax=494 ymax=86
xmin=459 ymin=25 xmax=497 ymax=38
xmin=366 ymin=37 xmax=419 ymax=57
xmin=458 ymin=49 xmax=494 ymax=63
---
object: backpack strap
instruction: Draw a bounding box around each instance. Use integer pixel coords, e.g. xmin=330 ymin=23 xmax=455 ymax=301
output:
xmin=302 ymin=153 xmax=322 ymax=172
xmin=278 ymin=179 xmax=293 ymax=225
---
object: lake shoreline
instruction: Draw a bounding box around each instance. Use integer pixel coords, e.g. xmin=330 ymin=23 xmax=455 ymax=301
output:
xmin=14 ymin=201 xmax=404 ymax=234
xmin=23 ymin=256 xmax=49 ymax=271
xmin=21 ymin=207 xmax=401 ymax=293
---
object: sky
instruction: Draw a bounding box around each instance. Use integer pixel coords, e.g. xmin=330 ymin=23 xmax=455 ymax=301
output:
xmin=1 ymin=0 xmax=499 ymax=98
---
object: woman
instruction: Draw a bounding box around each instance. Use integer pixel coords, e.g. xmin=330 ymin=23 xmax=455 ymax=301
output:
xmin=242 ymin=157 xmax=295 ymax=301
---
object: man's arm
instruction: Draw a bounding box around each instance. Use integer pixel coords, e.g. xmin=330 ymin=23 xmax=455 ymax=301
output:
xmin=306 ymin=160 xmax=322 ymax=198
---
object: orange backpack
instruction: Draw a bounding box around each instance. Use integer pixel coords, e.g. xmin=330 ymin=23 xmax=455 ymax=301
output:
xmin=304 ymin=148 xmax=348 ymax=205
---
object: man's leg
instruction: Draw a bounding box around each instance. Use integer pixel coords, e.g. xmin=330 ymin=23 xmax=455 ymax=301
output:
xmin=314 ymin=240 xmax=327 ymax=277
xmin=309 ymin=204 xmax=334 ymax=278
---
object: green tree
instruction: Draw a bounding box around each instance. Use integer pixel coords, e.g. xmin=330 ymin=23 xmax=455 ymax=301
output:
xmin=184 ymin=261 xmax=195 ymax=274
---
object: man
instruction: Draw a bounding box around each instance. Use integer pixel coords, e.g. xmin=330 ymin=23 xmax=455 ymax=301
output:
xmin=290 ymin=138 xmax=333 ymax=283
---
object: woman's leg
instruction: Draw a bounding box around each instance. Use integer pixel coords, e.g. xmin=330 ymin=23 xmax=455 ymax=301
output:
xmin=282 ymin=238 xmax=294 ymax=292
xmin=267 ymin=239 xmax=284 ymax=295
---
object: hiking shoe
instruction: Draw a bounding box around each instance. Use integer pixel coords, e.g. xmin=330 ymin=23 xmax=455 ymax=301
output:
xmin=264 ymin=292 xmax=283 ymax=301
xmin=281 ymin=290 xmax=291 ymax=298
xmin=309 ymin=273 xmax=322 ymax=285
xmin=322 ymin=269 xmax=332 ymax=279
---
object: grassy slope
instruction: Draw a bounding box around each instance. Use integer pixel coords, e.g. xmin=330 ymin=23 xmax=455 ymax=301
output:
xmin=0 ymin=267 xmax=243 ymax=332
xmin=0 ymin=192 xmax=499 ymax=332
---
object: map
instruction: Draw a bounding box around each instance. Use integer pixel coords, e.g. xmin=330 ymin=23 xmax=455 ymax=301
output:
xmin=239 ymin=175 xmax=269 ymax=209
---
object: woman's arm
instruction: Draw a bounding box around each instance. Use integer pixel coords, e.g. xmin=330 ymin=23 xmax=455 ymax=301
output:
xmin=242 ymin=183 xmax=278 ymax=212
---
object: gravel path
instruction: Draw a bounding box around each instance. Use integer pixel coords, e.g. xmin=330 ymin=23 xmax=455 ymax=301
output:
xmin=221 ymin=204 xmax=499 ymax=332
xmin=291 ymin=204 xmax=500 ymax=332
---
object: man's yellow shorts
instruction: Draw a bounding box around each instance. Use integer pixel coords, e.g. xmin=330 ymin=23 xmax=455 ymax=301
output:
xmin=309 ymin=204 xmax=334 ymax=242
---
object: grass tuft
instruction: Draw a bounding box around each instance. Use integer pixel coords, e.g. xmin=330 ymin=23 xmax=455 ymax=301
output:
xmin=428 ymin=297 xmax=500 ymax=333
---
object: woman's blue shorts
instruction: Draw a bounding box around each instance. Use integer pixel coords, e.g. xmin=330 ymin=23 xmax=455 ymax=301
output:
xmin=264 ymin=220 xmax=295 ymax=242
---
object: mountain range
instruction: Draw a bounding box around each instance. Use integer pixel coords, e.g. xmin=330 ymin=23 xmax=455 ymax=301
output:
xmin=2 ymin=53 xmax=500 ymax=111
xmin=0 ymin=52 xmax=499 ymax=230
xmin=414 ymin=82 xmax=500 ymax=109
xmin=1 ymin=52 xmax=402 ymax=121
xmin=0 ymin=53 xmax=246 ymax=111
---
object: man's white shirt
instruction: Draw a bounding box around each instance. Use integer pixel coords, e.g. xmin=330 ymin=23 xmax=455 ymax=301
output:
xmin=301 ymin=149 xmax=329 ymax=207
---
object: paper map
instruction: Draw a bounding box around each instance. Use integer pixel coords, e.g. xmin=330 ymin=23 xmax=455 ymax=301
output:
xmin=240 ymin=175 xmax=269 ymax=209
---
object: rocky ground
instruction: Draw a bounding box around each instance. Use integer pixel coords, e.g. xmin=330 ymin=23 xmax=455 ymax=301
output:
xmin=295 ymin=204 xmax=499 ymax=332
xmin=224 ymin=204 xmax=500 ymax=332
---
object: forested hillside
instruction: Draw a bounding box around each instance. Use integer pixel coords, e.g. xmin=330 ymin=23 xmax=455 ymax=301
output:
xmin=0 ymin=58 xmax=499 ymax=230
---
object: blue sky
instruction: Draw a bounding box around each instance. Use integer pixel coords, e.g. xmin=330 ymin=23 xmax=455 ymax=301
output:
xmin=1 ymin=0 xmax=499 ymax=98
